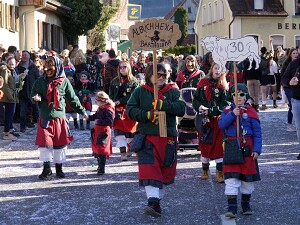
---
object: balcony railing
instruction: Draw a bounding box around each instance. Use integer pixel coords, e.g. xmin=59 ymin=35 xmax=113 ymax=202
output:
xmin=19 ymin=0 xmax=44 ymax=7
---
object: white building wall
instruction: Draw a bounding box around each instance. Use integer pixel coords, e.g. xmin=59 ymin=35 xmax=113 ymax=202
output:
xmin=0 ymin=0 xmax=20 ymax=49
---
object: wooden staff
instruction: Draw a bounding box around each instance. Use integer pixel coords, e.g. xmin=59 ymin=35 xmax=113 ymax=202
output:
xmin=233 ymin=62 xmax=239 ymax=137
xmin=153 ymin=50 xmax=167 ymax=137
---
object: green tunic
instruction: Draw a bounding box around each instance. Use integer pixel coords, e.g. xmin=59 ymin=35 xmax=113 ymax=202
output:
xmin=109 ymin=77 xmax=139 ymax=103
xmin=192 ymin=78 xmax=229 ymax=116
xmin=31 ymin=76 xmax=86 ymax=120
xmin=126 ymin=84 xmax=186 ymax=136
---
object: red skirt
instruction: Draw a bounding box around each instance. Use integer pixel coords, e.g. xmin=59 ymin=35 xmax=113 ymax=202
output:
xmin=198 ymin=116 xmax=224 ymax=159
xmin=36 ymin=117 xmax=73 ymax=147
xmin=138 ymin=135 xmax=177 ymax=184
xmin=223 ymin=137 xmax=257 ymax=175
xmin=114 ymin=104 xmax=137 ymax=133
xmin=91 ymin=125 xmax=112 ymax=157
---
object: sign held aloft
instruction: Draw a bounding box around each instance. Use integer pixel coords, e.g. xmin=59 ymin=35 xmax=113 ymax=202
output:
xmin=201 ymin=36 xmax=261 ymax=73
xmin=128 ymin=18 xmax=181 ymax=50
xmin=129 ymin=19 xmax=181 ymax=137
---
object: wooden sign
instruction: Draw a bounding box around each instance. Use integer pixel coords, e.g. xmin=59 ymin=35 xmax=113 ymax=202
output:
xmin=128 ymin=18 xmax=181 ymax=50
xmin=201 ymin=36 xmax=261 ymax=73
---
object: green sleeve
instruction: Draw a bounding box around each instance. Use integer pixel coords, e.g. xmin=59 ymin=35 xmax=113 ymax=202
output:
xmin=161 ymin=88 xmax=186 ymax=117
xmin=126 ymin=87 xmax=149 ymax=123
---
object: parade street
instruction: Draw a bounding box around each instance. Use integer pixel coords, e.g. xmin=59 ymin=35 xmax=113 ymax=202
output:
xmin=0 ymin=101 xmax=300 ymax=225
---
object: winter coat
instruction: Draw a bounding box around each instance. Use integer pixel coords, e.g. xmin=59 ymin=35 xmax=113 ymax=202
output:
xmin=0 ymin=67 xmax=17 ymax=103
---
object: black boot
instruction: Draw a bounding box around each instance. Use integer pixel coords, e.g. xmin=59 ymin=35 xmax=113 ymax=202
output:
xmin=86 ymin=120 xmax=91 ymax=130
xmin=39 ymin=161 xmax=52 ymax=180
xmin=241 ymin=194 xmax=253 ymax=215
xmin=273 ymin=100 xmax=278 ymax=108
xmin=225 ymin=195 xmax=237 ymax=219
xmin=120 ymin=146 xmax=128 ymax=161
xmin=55 ymin=163 xmax=65 ymax=178
xmin=144 ymin=197 xmax=161 ymax=217
xmin=74 ymin=118 xmax=79 ymax=129
xmin=80 ymin=119 xmax=84 ymax=130
xmin=97 ymin=155 xmax=106 ymax=175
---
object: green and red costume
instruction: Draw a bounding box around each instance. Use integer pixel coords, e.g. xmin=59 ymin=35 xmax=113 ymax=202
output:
xmin=126 ymin=83 xmax=185 ymax=187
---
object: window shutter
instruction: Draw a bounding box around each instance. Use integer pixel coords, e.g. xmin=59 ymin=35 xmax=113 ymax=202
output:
xmin=5 ymin=3 xmax=9 ymax=29
xmin=38 ymin=20 xmax=43 ymax=48
xmin=1 ymin=2 xmax=5 ymax=28
xmin=15 ymin=6 xmax=19 ymax=32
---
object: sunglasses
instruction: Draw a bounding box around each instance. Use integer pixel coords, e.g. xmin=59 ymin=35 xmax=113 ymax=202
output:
xmin=232 ymin=92 xmax=246 ymax=97
xmin=157 ymin=73 xmax=167 ymax=79
xmin=119 ymin=66 xmax=127 ymax=69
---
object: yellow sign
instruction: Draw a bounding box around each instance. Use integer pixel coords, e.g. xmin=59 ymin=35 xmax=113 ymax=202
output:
xmin=128 ymin=4 xmax=141 ymax=21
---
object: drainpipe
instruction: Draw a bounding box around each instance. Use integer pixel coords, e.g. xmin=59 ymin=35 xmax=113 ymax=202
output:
xmin=21 ymin=0 xmax=47 ymax=50
xmin=228 ymin=16 xmax=235 ymax=38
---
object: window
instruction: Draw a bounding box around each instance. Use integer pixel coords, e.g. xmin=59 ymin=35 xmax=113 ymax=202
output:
xmin=254 ymin=0 xmax=264 ymax=10
xmin=208 ymin=3 xmax=212 ymax=24
xmin=42 ymin=22 xmax=49 ymax=49
xmin=295 ymin=36 xmax=300 ymax=48
xmin=219 ymin=0 xmax=224 ymax=20
xmin=270 ymin=35 xmax=284 ymax=50
xmin=188 ymin=7 xmax=191 ymax=13
xmin=245 ymin=35 xmax=259 ymax=43
xmin=295 ymin=0 xmax=300 ymax=15
xmin=202 ymin=5 xmax=206 ymax=25
xmin=51 ymin=25 xmax=61 ymax=52
xmin=213 ymin=1 xmax=218 ymax=22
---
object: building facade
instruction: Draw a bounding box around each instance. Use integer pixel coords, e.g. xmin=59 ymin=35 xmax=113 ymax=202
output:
xmin=195 ymin=0 xmax=300 ymax=55
xmin=0 ymin=0 xmax=69 ymax=52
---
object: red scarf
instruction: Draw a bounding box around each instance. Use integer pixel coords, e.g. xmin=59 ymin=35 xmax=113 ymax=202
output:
xmin=80 ymin=78 xmax=90 ymax=84
xmin=197 ymin=77 xmax=225 ymax=102
xmin=176 ymin=69 xmax=202 ymax=82
xmin=142 ymin=83 xmax=179 ymax=100
xmin=46 ymin=77 xmax=65 ymax=110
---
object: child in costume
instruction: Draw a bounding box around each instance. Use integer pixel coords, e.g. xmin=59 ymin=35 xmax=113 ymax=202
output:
xmin=76 ymin=71 xmax=92 ymax=130
xmin=109 ymin=60 xmax=139 ymax=161
xmin=218 ymin=83 xmax=262 ymax=219
xmin=88 ymin=91 xmax=115 ymax=175
xmin=126 ymin=63 xmax=185 ymax=218
xmin=31 ymin=56 xmax=88 ymax=180
xmin=192 ymin=62 xmax=229 ymax=183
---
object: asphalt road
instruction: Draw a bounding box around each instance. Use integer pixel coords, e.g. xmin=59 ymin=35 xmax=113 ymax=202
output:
xmin=0 ymin=101 xmax=300 ymax=225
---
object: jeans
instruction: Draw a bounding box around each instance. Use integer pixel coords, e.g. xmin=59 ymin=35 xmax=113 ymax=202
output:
xmin=291 ymin=98 xmax=300 ymax=147
xmin=20 ymin=98 xmax=39 ymax=129
xmin=3 ymin=102 xmax=16 ymax=132
xmin=247 ymin=80 xmax=260 ymax=105
xmin=284 ymin=87 xmax=293 ymax=124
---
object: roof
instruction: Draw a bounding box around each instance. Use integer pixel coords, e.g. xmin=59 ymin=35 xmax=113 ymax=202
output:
xmin=164 ymin=0 xmax=199 ymax=20
xmin=46 ymin=0 xmax=71 ymax=15
xmin=181 ymin=34 xmax=196 ymax=46
xmin=228 ymin=0 xmax=288 ymax=17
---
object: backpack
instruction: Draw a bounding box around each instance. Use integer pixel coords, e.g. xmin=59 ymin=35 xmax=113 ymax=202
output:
xmin=260 ymin=56 xmax=270 ymax=76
